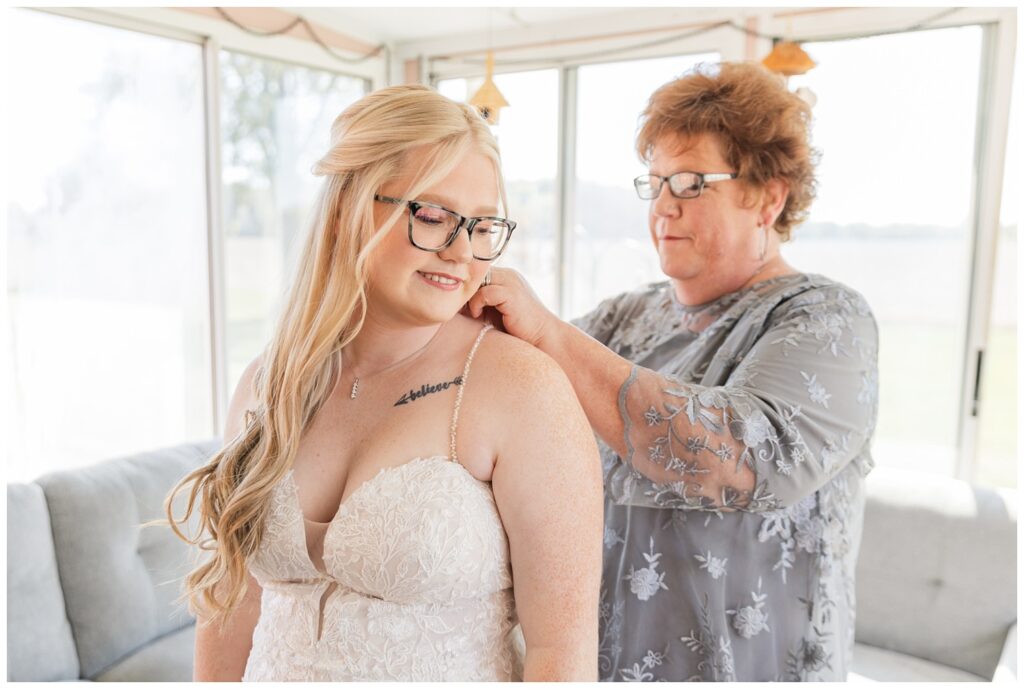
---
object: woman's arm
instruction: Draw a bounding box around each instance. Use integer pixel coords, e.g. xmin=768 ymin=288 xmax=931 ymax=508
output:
xmin=193 ymin=356 xmax=265 ymax=680
xmin=472 ymin=271 xmax=879 ymax=512
xmin=193 ymin=574 xmax=262 ymax=680
xmin=488 ymin=339 xmax=603 ymax=681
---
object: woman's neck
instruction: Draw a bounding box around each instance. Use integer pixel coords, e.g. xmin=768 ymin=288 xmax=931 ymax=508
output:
xmin=344 ymin=315 xmax=445 ymax=374
xmin=672 ymin=253 xmax=798 ymax=307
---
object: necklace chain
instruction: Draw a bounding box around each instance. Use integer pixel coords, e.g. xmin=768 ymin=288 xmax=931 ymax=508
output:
xmin=345 ymin=326 xmax=444 ymax=400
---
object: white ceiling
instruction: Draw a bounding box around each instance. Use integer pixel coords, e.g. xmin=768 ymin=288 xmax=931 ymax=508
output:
xmin=299 ymin=7 xmax=634 ymax=45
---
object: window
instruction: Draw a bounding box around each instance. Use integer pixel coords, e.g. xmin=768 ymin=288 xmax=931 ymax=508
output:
xmin=7 ymin=9 xmax=1014 ymax=492
xmin=438 ymin=69 xmax=561 ymax=310
xmin=975 ymin=81 xmax=1018 ymax=488
xmin=571 ymin=53 xmax=718 ymax=318
xmin=220 ymin=52 xmax=368 ymax=394
xmin=787 ymin=26 xmax=984 ymax=478
xmin=7 ymin=9 xmax=211 ymax=481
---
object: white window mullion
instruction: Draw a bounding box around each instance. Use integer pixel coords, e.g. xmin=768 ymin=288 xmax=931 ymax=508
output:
xmin=956 ymin=17 xmax=1017 ymax=482
xmin=556 ymin=66 xmax=579 ymax=319
xmin=203 ymin=37 xmax=228 ymax=438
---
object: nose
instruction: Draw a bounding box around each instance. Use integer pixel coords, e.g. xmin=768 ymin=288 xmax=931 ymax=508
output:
xmin=651 ymin=182 xmax=682 ymax=219
xmin=437 ymin=223 xmax=474 ymax=264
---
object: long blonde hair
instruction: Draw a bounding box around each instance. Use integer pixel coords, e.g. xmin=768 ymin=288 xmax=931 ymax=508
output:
xmin=165 ymin=85 xmax=505 ymax=624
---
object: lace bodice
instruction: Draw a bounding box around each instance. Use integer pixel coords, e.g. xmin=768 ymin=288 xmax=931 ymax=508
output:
xmin=242 ymin=325 xmax=523 ymax=681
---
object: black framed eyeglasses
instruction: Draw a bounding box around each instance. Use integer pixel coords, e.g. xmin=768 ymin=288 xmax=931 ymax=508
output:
xmin=633 ymin=171 xmax=738 ymax=200
xmin=374 ymin=194 xmax=516 ymax=261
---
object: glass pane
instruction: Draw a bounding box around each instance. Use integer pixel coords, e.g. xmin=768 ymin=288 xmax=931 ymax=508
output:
xmin=787 ymin=26 xmax=983 ymax=477
xmin=438 ymin=69 xmax=560 ymax=311
xmin=220 ymin=52 xmax=367 ymax=393
xmin=572 ymin=53 xmax=719 ymax=318
xmin=7 ymin=9 xmax=211 ymax=482
xmin=976 ymin=78 xmax=1017 ymax=489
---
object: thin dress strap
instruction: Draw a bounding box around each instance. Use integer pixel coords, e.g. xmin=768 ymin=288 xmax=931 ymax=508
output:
xmin=449 ymin=324 xmax=493 ymax=462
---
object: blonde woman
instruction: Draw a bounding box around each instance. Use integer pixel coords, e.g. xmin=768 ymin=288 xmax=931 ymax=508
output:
xmin=166 ymin=85 xmax=602 ymax=681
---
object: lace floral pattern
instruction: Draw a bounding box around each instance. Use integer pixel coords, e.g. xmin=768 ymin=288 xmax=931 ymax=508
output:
xmin=575 ymin=273 xmax=878 ymax=681
xmin=243 ymin=457 xmax=522 ymax=681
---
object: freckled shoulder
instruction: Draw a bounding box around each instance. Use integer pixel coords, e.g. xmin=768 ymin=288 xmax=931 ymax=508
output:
xmin=467 ymin=325 xmax=578 ymax=414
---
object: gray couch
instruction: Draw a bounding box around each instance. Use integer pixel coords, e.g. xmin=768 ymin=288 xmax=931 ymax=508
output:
xmin=7 ymin=440 xmax=217 ymax=682
xmin=849 ymin=467 xmax=1017 ymax=682
xmin=6 ymin=442 xmax=1018 ymax=681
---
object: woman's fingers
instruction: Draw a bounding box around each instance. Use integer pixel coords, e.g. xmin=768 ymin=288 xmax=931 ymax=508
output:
xmin=467 ymin=286 xmax=489 ymax=318
xmin=467 ymin=268 xmax=555 ymax=347
xmin=469 ymin=267 xmax=510 ymax=318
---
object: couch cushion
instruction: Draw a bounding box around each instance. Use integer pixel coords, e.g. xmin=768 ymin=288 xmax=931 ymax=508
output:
xmin=6 ymin=482 xmax=81 ymax=681
xmin=37 ymin=439 xmax=219 ymax=679
xmin=93 ymin=623 xmax=196 ymax=681
xmin=855 ymin=467 xmax=1017 ymax=679
xmin=993 ymin=622 xmax=1017 ymax=682
xmin=849 ymin=642 xmax=986 ymax=682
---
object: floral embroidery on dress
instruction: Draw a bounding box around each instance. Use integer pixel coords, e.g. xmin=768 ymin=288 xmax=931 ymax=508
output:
xmin=243 ymin=457 xmax=521 ymax=681
xmin=589 ymin=274 xmax=877 ymax=681
xmin=604 ymin=526 xmax=625 ymax=549
xmin=727 ymin=577 xmax=771 ymax=639
xmin=694 ymin=550 xmax=728 ymax=580
xmin=598 ymin=586 xmax=625 ymax=677
xmin=680 ymin=594 xmax=737 ymax=681
xmin=624 ymin=537 xmax=669 ymax=601
xmin=801 ymin=371 xmax=832 ymax=408
xmin=618 ymin=647 xmax=669 ymax=681
xmin=784 ymin=627 xmax=834 ymax=680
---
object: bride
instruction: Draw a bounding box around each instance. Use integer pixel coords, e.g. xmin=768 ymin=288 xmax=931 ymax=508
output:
xmin=166 ymin=85 xmax=602 ymax=681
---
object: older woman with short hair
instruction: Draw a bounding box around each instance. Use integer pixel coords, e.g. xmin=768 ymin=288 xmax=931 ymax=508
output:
xmin=469 ymin=61 xmax=879 ymax=681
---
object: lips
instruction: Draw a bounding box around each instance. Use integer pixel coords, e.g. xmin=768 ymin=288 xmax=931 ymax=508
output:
xmin=416 ymin=271 xmax=464 ymax=291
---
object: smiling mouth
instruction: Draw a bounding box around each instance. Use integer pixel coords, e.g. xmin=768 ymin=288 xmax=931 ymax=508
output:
xmin=417 ymin=271 xmax=463 ymax=289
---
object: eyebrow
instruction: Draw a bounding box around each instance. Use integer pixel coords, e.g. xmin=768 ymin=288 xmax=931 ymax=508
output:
xmin=417 ymin=193 xmax=499 ymax=216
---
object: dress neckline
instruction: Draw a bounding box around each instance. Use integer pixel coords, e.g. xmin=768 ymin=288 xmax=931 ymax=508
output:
xmin=284 ymin=456 xmax=486 ymax=577
xmin=668 ymin=272 xmax=807 ymax=315
xmin=282 ymin=323 xmax=493 ymax=576
xmin=289 ymin=455 xmax=463 ymax=527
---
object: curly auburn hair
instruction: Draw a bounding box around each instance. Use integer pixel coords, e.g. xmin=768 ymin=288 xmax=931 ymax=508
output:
xmin=636 ymin=61 xmax=818 ymax=241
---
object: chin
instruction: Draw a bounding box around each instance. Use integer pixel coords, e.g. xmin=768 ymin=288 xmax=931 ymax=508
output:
xmin=417 ymin=299 xmax=465 ymax=325
xmin=659 ymin=257 xmax=702 ymax=282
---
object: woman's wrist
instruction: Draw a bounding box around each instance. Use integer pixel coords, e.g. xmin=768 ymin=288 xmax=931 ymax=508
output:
xmin=532 ymin=310 xmax=569 ymax=359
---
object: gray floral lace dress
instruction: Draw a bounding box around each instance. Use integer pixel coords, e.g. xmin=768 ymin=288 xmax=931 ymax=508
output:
xmin=572 ymin=273 xmax=879 ymax=682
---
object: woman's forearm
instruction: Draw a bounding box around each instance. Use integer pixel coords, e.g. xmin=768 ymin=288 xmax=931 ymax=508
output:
xmin=523 ymin=644 xmax=599 ymax=681
xmin=535 ymin=318 xmax=633 ymax=457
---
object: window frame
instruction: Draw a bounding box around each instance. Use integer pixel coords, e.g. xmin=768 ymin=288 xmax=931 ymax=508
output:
xmin=425 ymin=9 xmax=1016 ymax=485
xmin=770 ymin=16 xmax=1016 ymax=484
xmin=24 ymin=7 xmax=377 ymax=441
xmin=15 ymin=7 xmax=1015 ymax=485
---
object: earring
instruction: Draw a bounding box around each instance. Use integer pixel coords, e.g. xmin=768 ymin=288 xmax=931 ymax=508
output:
xmin=758 ymin=224 xmax=769 ymax=261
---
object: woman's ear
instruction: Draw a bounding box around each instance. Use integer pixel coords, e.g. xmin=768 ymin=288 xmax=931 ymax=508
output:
xmin=760 ymin=179 xmax=789 ymax=227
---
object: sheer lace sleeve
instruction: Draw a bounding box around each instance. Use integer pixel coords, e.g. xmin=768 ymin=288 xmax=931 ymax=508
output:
xmin=611 ymin=285 xmax=879 ymax=513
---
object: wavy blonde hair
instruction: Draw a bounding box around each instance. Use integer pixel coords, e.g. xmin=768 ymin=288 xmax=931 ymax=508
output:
xmin=165 ymin=85 xmax=505 ymax=624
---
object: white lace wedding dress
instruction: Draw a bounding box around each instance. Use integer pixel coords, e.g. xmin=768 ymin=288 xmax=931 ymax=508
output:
xmin=242 ymin=326 xmax=524 ymax=681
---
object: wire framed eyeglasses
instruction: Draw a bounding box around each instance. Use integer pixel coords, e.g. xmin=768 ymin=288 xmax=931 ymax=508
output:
xmin=633 ymin=171 xmax=738 ymax=200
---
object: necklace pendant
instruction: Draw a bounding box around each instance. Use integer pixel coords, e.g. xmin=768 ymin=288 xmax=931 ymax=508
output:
xmin=350 ymin=378 xmax=360 ymax=400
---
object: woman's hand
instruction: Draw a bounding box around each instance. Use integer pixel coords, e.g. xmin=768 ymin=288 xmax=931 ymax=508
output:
xmin=466 ymin=268 xmax=560 ymax=349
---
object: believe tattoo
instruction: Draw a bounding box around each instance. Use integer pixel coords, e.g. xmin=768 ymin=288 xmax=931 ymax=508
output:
xmin=394 ymin=375 xmax=464 ymax=407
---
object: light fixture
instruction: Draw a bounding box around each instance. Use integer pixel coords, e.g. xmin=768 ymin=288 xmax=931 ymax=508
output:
xmin=761 ymin=41 xmax=816 ymax=77
xmin=468 ymin=51 xmax=509 ymax=125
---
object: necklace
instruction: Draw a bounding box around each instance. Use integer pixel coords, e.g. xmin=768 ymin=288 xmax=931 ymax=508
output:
xmin=345 ymin=325 xmax=444 ymax=400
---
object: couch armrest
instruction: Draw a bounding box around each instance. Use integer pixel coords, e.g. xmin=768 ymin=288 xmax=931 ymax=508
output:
xmin=993 ymin=623 xmax=1017 ymax=683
